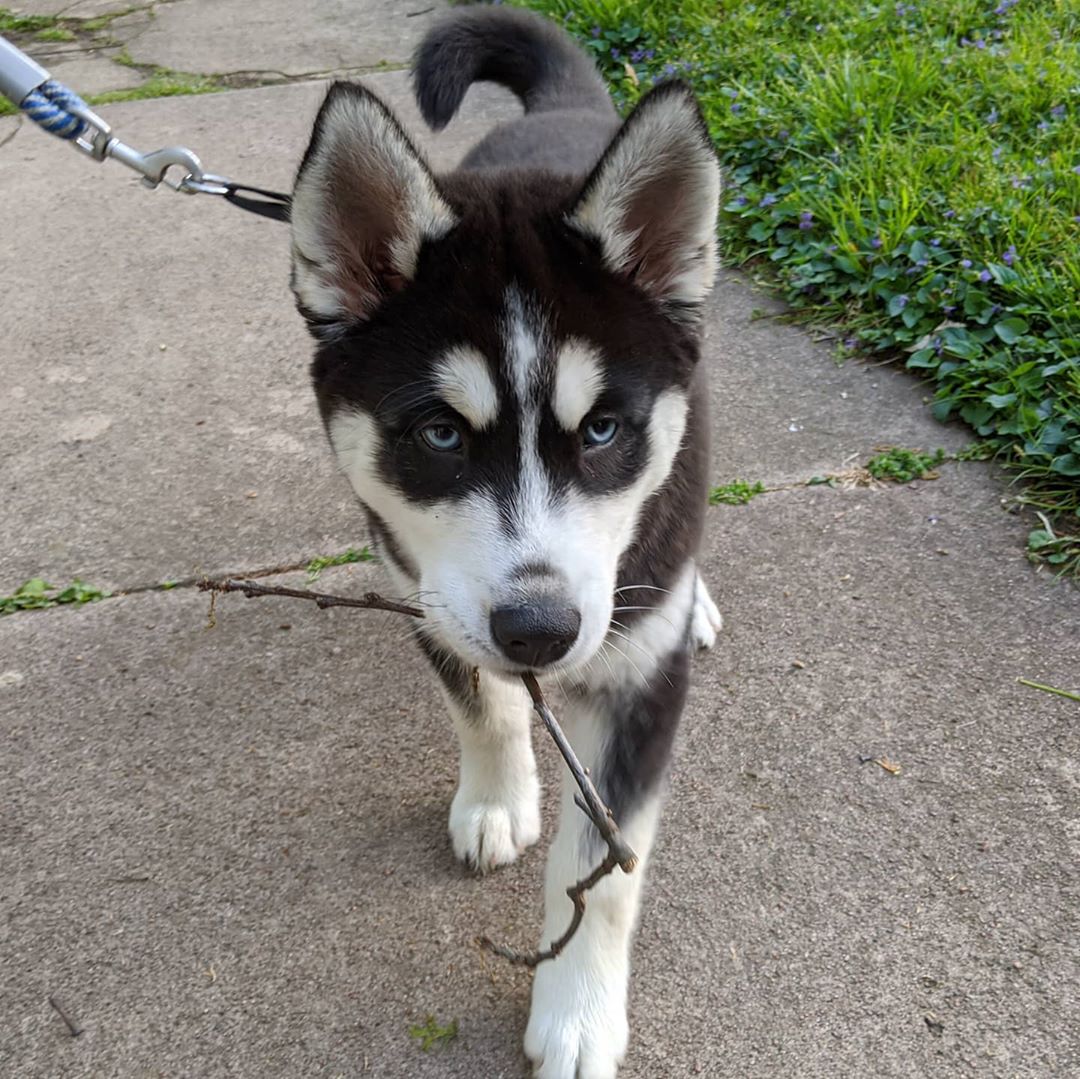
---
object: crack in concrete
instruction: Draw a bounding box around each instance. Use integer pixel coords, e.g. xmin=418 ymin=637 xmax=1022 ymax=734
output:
xmin=0 ymin=117 xmax=23 ymax=150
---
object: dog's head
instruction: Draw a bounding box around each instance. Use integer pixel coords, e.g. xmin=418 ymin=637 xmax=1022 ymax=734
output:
xmin=290 ymin=81 xmax=719 ymax=675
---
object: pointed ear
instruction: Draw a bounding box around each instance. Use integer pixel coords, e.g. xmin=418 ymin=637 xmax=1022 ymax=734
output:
xmin=290 ymin=82 xmax=457 ymax=336
xmin=567 ymin=82 xmax=721 ymax=319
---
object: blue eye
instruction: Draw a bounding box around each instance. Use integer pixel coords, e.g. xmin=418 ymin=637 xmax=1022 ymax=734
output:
xmin=419 ymin=423 xmax=463 ymax=452
xmin=583 ymin=416 xmax=618 ymax=447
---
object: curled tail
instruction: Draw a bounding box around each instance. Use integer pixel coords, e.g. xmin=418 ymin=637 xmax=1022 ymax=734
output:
xmin=413 ymin=6 xmax=614 ymax=131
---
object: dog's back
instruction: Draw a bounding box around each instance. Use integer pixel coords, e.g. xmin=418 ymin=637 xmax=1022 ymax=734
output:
xmin=413 ymin=6 xmax=619 ymax=174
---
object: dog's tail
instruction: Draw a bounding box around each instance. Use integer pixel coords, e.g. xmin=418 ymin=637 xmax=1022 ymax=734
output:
xmin=413 ymin=7 xmax=613 ymax=131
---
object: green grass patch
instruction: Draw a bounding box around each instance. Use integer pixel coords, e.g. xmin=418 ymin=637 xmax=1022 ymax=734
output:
xmin=866 ymin=446 xmax=946 ymax=483
xmin=0 ymin=9 xmax=59 ymax=33
xmin=1 ymin=577 xmax=111 ymax=615
xmin=408 ymin=1015 xmax=458 ymax=1052
xmin=709 ymin=479 xmax=767 ymax=505
xmin=516 ymin=0 xmax=1080 ymax=574
xmin=305 ymin=546 xmax=374 ymax=582
xmin=35 ymin=27 xmax=75 ymax=42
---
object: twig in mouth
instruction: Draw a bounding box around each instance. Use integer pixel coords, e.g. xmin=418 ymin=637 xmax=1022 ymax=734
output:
xmin=48 ymin=996 xmax=81 ymax=1037
xmin=198 ymin=576 xmax=638 ymax=965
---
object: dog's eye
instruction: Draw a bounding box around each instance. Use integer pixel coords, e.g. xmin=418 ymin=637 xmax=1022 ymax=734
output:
xmin=419 ymin=422 xmax=463 ymax=452
xmin=582 ymin=416 xmax=618 ymax=448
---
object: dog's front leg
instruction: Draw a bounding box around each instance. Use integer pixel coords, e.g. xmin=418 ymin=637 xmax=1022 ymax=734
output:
xmin=524 ymin=651 xmax=688 ymax=1079
xmin=418 ymin=635 xmax=541 ymax=872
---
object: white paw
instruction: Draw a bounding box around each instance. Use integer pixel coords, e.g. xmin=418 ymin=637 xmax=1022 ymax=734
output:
xmin=448 ymin=776 xmax=540 ymax=872
xmin=690 ymin=573 xmax=723 ymax=651
xmin=525 ymin=960 xmax=628 ymax=1078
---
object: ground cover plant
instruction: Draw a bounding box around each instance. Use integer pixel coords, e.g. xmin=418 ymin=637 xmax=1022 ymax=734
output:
xmin=515 ymin=0 xmax=1080 ymax=576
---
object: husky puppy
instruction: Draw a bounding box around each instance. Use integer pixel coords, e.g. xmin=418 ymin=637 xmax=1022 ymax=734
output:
xmin=289 ymin=7 xmax=722 ymax=1076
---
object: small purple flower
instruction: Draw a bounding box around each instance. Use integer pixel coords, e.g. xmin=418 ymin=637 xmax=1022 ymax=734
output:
xmin=844 ymin=337 xmax=858 ymax=349
xmin=961 ymin=259 xmax=972 ymax=268
xmin=871 ymin=236 xmax=883 ymax=249
xmin=630 ymin=49 xmax=645 ymax=62
xmin=943 ymin=209 xmax=956 ymax=219
xmin=591 ymin=26 xmax=601 ymax=38
xmin=645 ymin=49 xmax=655 ymax=60
xmin=734 ymin=195 xmax=748 ymax=207
xmin=895 ymin=294 xmax=909 ymax=309
xmin=663 ymin=63 xmax=677 ymax=76
xmin=730 ymin=102 xmax=742 ymax=114
xmin=905 ymin=266 xmax=920 ymax=275
xmin=943 ymin=305 xmax=956 ymax=314
xmin=1072 ymin=165 xmax=1080 ymax=175
xmin=931 ymin=237 xmax=941 ymax=246
xmin=610 ymin=47 xmax=621 ymax=60
xmin=979 ymin=269 xmax=992 ymax=283
xmin=992 ymin=146 xmax=1003 ymax=162
xmin=987 ymin=108 xmax=999 ymax=124
xmin=721 ymin=87 xmax=739 ymax=98
xmin=1002 ymin=244 xmax=1016 ymax=266
xmin=975 ymin=38 xmax=986 ymax=49
xmin=960 ymin=36 xmax=972 ymax=47
xmin=799 ymin=210 xmax=814 ymax=230
xmin=1037 ymin=120 xmax=1050 ymax=132
xmin=778 ymin=128 xmax=790 ymax=141
xmin=759 ymin=193 xmax=778 ymax=208
xmin=1051 ymin=105 xmax=1065 ymax=119
xmin=827 ymin=244 xmax=838 ymax=252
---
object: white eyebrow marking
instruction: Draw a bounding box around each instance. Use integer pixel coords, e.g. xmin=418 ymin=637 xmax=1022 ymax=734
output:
xmin=432 ymin=346 xmax=499 ymax=430
xmin=553 ymin=339 xmax=605 ymax=431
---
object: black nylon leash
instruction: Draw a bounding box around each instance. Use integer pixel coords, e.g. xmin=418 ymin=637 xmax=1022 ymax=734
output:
xmin=222 ymin=181 xmax=292 ymax=222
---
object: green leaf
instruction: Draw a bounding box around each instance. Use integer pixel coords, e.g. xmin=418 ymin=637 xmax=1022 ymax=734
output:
xmin=993 ymin=317 xmax=1029 ymax=344
xmin=986 ymin=393 xmax=1018 ymax=409
xmin=1050 ymin=453 xmax=1080 ymax=476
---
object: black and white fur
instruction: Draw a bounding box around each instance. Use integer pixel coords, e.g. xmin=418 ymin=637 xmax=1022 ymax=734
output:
xmin=290 ymin=8 xmax=722 ymax=1076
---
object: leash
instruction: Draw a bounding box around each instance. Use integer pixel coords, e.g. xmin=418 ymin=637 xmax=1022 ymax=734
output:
xmin=1 ymin=34 xmax=291 ymax=222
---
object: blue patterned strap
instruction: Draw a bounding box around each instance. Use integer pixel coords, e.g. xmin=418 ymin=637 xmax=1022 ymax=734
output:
xmin=20 ymin=80 xmax=89 ymax=141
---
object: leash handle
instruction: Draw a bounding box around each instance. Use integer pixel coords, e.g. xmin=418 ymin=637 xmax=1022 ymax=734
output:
xmin=0 ymin=33 xmax=49 ymax=106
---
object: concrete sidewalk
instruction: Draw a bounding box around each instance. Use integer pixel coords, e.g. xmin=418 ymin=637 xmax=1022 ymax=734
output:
xmin=2 ymin=5 xmax=1079 ymax=1078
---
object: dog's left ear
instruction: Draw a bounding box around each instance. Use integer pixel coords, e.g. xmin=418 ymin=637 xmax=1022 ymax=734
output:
xmin=290 ymin=82 xmax=457 ymax=336
xmin=567 ymin=82 xmax=721 ymax=318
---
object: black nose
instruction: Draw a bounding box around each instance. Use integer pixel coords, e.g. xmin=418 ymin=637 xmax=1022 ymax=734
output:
xmin=490 ymin=604 xmax=581 ymax=668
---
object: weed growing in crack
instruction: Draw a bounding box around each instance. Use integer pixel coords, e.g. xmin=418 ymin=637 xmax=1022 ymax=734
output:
xmin=709 ymin=480 xmax=767 ymax=505
xmin=305 ymin=546 xmax=374 ymax=582
xmin=1 ymin=577 xmax=111 ymax=615
xmin=866 ymin=447 xmax=946 ymax=483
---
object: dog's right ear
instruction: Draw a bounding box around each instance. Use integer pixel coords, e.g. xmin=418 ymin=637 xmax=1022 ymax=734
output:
xmin=290 ymin=82 xmax=456 ymax=337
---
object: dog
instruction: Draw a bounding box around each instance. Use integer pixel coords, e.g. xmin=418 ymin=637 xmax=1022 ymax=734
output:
xmin=288 ymin=7 xmax=722 ymax=1076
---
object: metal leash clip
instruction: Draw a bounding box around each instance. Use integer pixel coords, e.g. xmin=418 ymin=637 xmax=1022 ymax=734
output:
xmin=65 ymin=97 xmax=230 ymax=195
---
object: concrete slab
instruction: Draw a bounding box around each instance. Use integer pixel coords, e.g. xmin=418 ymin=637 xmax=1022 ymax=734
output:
xmin=0 ymin=74 xmax=521 ymax=592
xmin=2 ymin=466 xmax=1077 ymax=1078
xmin=6 ymin=2 xmax=124 ymax=16
xmin=123 ymin=0 xmax=451 ymax=78
xmin=46 ymin=53 xmax=145 ymax=96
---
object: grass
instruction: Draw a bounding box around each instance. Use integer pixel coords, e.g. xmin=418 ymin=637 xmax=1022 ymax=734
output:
xmin=516 ymin=0 xmax=1080 ymax=577
xmin=865 ymin=446 xmax=946 ymax=483
xmin=305 ymin=546 xmax=374 ymax=582
xmin=1 ymin=577 xmax=111 ymax=615
xmin=709 ymin=479 xmax=767 ymax=505
xmin=408 ymin=1016 xmax=458 ymax=1052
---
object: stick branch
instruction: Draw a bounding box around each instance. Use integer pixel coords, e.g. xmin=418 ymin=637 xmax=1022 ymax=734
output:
xmin=199 ymin=575 xmax=638 ymax=966
xmin=198 ymin=577 xmax=424 ymax=618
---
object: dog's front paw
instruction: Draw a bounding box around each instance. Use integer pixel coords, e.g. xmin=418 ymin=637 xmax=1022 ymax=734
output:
xmin=690 ymin=572 xmax=723 ymax=651
xmin=449 ymin=774 xmax=540 ymax=872
xmin=525 ymin=962 xmax=628 ymax=1079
